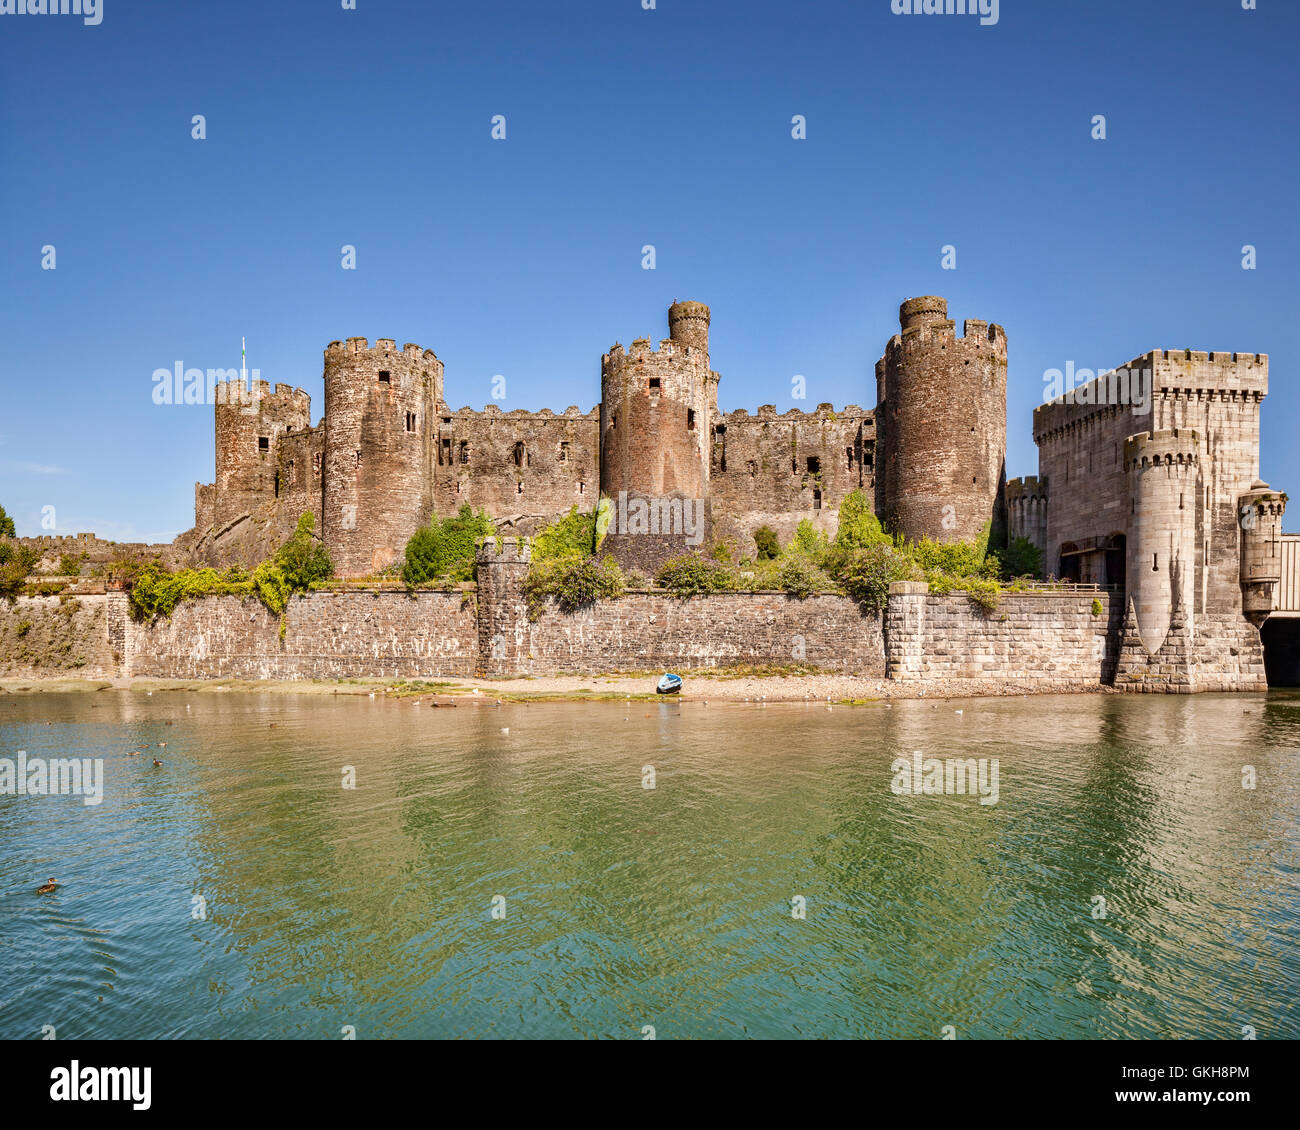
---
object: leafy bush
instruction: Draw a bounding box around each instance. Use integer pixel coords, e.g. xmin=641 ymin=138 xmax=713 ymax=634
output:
xmin=402 ymin=505 xmax=493 ymax=585
xmin=655 ymin=554 xmax=735 ymax=598
xmin=532 ymin=506 xmax=597 ymax=563
xmin=59 ymin=552 xmax=87 ymax=577
xmin=709 ymin=541 xmax=733 ymax=564
xmin=834 ymin=489 xmax=890 ymax=550
xmin=0 ymin=543 xmax=39 ymax=600
xmin=995 ymin=536 xmax=1043 ymax=580
xmin=0 ymin=504 xmax=15 ymax=539
xmin=906 ymin=536 xmax=999 ymax=580
xmin=753 ymin=526 xmax=780 ymax=561
xmin=777 ymin=554 xmax=835 ymax=599
xmin=835 ymin=543 xmax=923 ymax=613
xmin=275 ymin=513 xmax=332 ymax=589
xmin=1091 ymin=598 xmax=1104 ymax=617
xmin=128 ymin=566 xmax=248 ymax=620
xmin=523 ymin=554 xmax=625 ymax=617
xmin=790 ymin=519 xmax=831 ymax=563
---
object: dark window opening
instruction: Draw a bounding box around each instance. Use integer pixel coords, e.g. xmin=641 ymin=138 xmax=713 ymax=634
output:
xmin=806 ymin=456 xmax=821 ymax=474
xmin=813 ymin=489 xmax=823 ymax=509
xmin=1153 ymin=554 xmax=1159 ymax=572
xmin=440 ymin=438 xmax=451 ymax=465
xmin=378 ymin=371 xmax=391 ymax=385
xmin=258 ymin=436 xmax=269 ymax=452
xmin=846 ymin=448 xmax=854 ymax=469
xmin=649 ymin=378 xmax=661 ymax=392
xmin=513 ymin=442 xmax=527 ymax=468
xmin=312 ymin=453 xmax=322 ymax=475
xmin=517 ymin=482 xmax=524 ymax=494
xmin=578 ymin=482 xmax=585 ymax=495
xmin=355 ymin=450 xmax=362 ymax=468
xmin=459 ymin=441 xmax=469 ymax=464
xmin=405 ymin=412 xmax=416 ymax=433
xmin=687 ymin=409 xmax=696 ymax=430
xmin=559 ymin=441 xmax=570 ymax=462
xmin=442 ymin=416 xmax=452 ymax=424
xmin=273 ymin=472 xmax=280 ymax=498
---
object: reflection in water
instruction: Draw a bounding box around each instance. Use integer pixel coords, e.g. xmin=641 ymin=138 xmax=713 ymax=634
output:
xmin=0 ymin=691 xmax=1296 ymax=1039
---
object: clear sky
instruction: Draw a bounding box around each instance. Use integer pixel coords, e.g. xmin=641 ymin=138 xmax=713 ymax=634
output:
xmin=1 ymin=0 xmax=1296 ymax=540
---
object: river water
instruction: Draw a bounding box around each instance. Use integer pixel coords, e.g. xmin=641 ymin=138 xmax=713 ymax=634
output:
xmin=1 ymin=690 xmax=1297 ymax=1039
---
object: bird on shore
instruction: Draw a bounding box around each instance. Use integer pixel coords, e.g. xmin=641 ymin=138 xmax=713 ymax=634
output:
xmin=36 ymin=878 xmax=57 ymax=894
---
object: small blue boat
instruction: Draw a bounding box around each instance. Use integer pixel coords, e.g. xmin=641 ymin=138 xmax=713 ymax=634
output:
xmin=656 ymin=673 xmax=683 ymax=695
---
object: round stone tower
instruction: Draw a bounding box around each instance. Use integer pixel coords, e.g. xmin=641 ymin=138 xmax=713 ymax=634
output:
xmin=875 ymin=297 xmax=1008 ymax=546
xmin=599 ymin=301 xmax=715 ymax=572
xmin=1124 ymin=429 xmax=1201 ymax=654
xmin=322 ymin=338 xmax=443 ymax=577
xmin=213 ymin=380 xmax=310 ymax=529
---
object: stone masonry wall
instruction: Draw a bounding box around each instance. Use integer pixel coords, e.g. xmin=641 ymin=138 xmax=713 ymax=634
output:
xmin=885 ymin=584 xmax=1122 ymax=685
xmin=521 ymin=591 xmax=885 ymax=676
xmin=0 ymin=594 xmax=118 ymax=679
xmin=125 ymin=590 xmax=478 ymax=680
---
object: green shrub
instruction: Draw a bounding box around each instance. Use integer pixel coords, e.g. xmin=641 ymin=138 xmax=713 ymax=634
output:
xmin=532 ymin=506 xmax=597 ymax=563
xmin=835 ymin=543 xmax=923 ymax=613
xmin=0 ymin=504 xmax=15 ymax=539
xmin=1091 ymin=598 xmax=1104 ymax=617
xmin=777 ymin=555 xmax=834 ymax=599
xmin=59 ymin=552 xmax=87 ymax=577
xmin=709 ymin=541 xmax=733 ymax=564
xmin=790 ymin=519 xmax=830 ymax=564
xmin=402 ymin=505 xmax=493 ymax=585
xmin=523 ymin=554 xmax=625 ymax=618
xmin=906 ymin=536 xmax=998 ymax=580
xmin=834 ymin=489 xmax=890 ymax=550
xmin=655 ymin=554 xmax=735 ymax=598
xmin=995 ymin=536 xmax=1043 ymax=580
xmin=275 ymin=513 xmax=332 ymax=589
xmin=15 ymin=619 xmax=32 ymax=638
xmin=0 ymin=543 xmax=40 ymax=600
xmin=753 ymin=526 xmax=780 ymax=561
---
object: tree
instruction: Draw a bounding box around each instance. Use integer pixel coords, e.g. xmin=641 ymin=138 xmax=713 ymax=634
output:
xmin=0 ymin=504 xmax=15 ymax=539
xmin=275 ymin=513 xmax=333 ymax=589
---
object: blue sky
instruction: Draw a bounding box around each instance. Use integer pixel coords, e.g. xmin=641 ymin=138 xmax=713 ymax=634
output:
xmin=1 ymin=0 xmax=1296 ymax=540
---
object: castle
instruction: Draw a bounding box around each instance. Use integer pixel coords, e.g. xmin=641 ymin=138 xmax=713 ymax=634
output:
xmin=177 ymin=294 xmax=1289 ymax=691
xmin=187 ymin=297 xmax=1007 ymax=576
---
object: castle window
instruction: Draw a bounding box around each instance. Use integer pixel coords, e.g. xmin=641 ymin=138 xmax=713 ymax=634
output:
xmin=405 ymin=412 xmax=417 ymax=433
xmin=440 ymin=438 xmax=451 ymax=465
xmin=378 ymin=371 xmax=390 ymax=385
xmin=459 ymin=441 xmax=469 ymax=464
xmin=274 ymin=472 xmax=280 ymax=498
xmin=288 ymin=459 xmax=295 ymax=482
xmin=356 ymin=450 xmax=362 ymax=467
xmin=807 ymin=456 xmax=820 ymax=475
xmin=442 ymin=417 xmax=451 ymax=425
xmin=649 ymin=378 xmax=661 ymax=392
xmin=513 ymin=441 xmax=527 ymax=468
xmin=687 ymin=409 xmax=696 ymax=430
xmin=813 ymin=488 xmax=823 ymax=509
xmin=312 ymin=453 xmax=322 ymax=475
xmin=846 ymin=448 xmax=854 ymax=469
xmin=517 ymin=482 xmax=524 ymax=494
xmin=559 ymin=441 xmax=570 ymax=462
xmin=1153 ymin=554 xmax=1159 ymax=572
xmin=258 ymin=436 xmax=269 ymax=452
xmin=578 ymin=481 xmax=585 ymax=495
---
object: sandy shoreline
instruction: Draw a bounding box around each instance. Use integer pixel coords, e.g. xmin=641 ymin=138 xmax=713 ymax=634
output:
xmin=0 ymin=672 xmax=1117 ymax=705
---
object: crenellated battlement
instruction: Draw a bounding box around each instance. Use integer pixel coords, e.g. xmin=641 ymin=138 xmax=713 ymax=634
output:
xmin=1007 ymin=475 xmax=1049 ymax=501
xmin=1124 ymin=429 xmax=1201 ymax=472
xmin=325 ymin=337 xmax=439 ymax=362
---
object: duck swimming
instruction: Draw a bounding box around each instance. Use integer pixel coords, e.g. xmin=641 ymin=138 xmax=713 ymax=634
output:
xmin=153 ymin=759 xmax=163 ymax=767
xmin=36 ymin=878 xmax=57 ymax=894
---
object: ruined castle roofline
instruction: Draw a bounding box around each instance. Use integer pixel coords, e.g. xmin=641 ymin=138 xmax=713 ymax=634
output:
xmin=717 ymin=403 xmax=867 ymax=420
xmin=878 ymin=320 xmax=1008 ymax=369
xmin=602 ymin=338 xmax=707 ymax=363
xmin=446 ymin=404 xmax=599 ymax=418
xmin=325 ymin=338 xmax=439 ymax=361
xmin=213 ymin=379 xmax=312 ymax=411
xmin=1006 ymin=475 xmax=1048 ymax=498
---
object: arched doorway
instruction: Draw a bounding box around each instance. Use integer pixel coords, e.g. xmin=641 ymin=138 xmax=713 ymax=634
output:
xmin=1261 ymin=617 xmax=1300 ymax=686
xmin=1058 ymin=542 xmax=1082 ymax=583
xmin=1104 ymin=534 xmax=1126 ymax=591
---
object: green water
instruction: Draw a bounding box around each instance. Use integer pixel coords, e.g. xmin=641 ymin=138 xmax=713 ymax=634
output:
xmin=1 ymin=690 xmax=1297 ymax=1039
